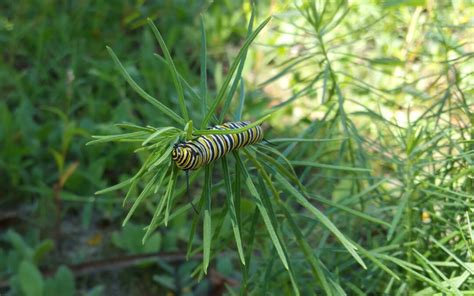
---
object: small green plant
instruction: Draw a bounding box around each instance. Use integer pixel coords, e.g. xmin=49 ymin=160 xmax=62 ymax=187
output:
xmin=88 ymin=12 xmax=375 ymax=294
xmin=1 ymin=231 xmax=76 ymax=296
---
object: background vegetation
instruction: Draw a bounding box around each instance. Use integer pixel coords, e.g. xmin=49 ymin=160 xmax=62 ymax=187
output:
xmin=1 ymin=0 xmax=472 ymax=295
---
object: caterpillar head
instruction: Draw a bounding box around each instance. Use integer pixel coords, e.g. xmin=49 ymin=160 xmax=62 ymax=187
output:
xmin=172 ymin=142 xmax=198 ymax=161
xmin=172 ymin=142 xmax=183 ymax=161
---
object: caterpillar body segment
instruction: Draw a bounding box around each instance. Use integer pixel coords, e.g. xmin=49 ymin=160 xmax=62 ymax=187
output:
xmin=172 ymin=121 xmax=264 ymax=170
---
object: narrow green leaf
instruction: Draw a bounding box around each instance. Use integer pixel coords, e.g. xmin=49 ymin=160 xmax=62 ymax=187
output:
xmin=430 ymin=236 xmax=474 ymax=274
xmin=321 ymin=62 xmax=330 ymax=103
xmin=427 ymin=183 xmax=472 ymax=198
xmin=142 ymin=127 xmax=179 ymax=146
xmin=33 ymin=239 xmax=54 ymax=263
xmin=234 ymin=152 xmax=289 ymax=270
xmin=122 ymin=174 xmax=158 ymax=227
xmin=275 ymin=173 xmax=366 ymax=269
xmin=221 ymin=157 xmax=246 ymax=265
xmin=242 ymin=208 xmax=259 ymax=291
xmin=106 ymin=46 xmax=183 ymax=125
xmin=255 ymin=175 xmax=300 ymax=296
xmin=123 ymin=165 xmax=169 ymax=226
xmin=164 ymin=166 xmax=179 ymax=226
xmin=349 ymin=178 xmax=388 ymax=201
xmin=291 ymin=161 xmax=372 ymax=172
xmin=412 ymin=249 xmax=447 ymax=286
xmin=200 ymin=15 xmax=208 ymax=119
xmin=186 ymin=191 xmax=205 ymax=260
xmin=219 ymin=7 xmax=255 ymax=123
xmin=271 ymin=137 xmax=347 ymax=143
xmin=379 ymin=254 xmax=452 ymax=294
xmin=387 ymin=190 xmax=410 ymax=240
xmin=152 ymin=54 xmax=218 ymax=124
xmin=235 ymin=77 xmax=245 ymax=121
xmin=143 ymin=165 xmax=178 ymax=243
xmin=270 ymin=74 xmax=320 ymax=110
xmin=202 ymin=166 xmax=212 ymax=273
xmin=202 ymin=16 xmax=272 ymax=128
xmin=153 ymin=53 xmax=203 ymax=102
xmin=309 ymin=194 xmax=391 ymax=227
xmin=147 ymin=19 xmax=189 ymax=122
xmin=185 ymin=120 xmax=193 ymax=141
xmin=262 ymin=252 xmax=277 ymax=295
xmin=196 ymin=114 xmax=271 ymax=135
xmin=352 ymin=241 xmax=400 ymax=280
xmin=258 ymin=54 xmax=314 ymax=88
xmin=86 ymin=131 xmax=149 ymax=146
xmin=115 ymin=122 xmax=156 ymax=132
xmin=50 ymin=149 xmax=64 ymax=173
xmin=234 ymin=152 xmax=242 ymax=230
xmin=383 ymin=0 xmax=426 ymax=8
xmin=95 ymin=178 xmax=131 ymax=195
xmin=253 ymin=145 xmax=303 ymax=190
xmin=159 ymin=177 xmax=200 ymax=224
xmin=321 ymin=4 xmax=350 ymax=36
xmin=148 ymin=142 xmax=175 ymax=170
xmin=123 ymin=178 xmax=139 ymax=207
xmin=414 ymin=271 xmax=470 ymax=296
xmin=280 ymin=203 xmax=333 ymax=295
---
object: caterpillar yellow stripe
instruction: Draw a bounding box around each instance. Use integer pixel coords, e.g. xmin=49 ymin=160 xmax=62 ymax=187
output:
xmin=172 ymin=121 xmax=263 ymax=170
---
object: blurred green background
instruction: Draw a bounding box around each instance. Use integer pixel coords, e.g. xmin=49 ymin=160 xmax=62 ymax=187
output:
xmin=1 ymin=0 xmax=473 ymax=295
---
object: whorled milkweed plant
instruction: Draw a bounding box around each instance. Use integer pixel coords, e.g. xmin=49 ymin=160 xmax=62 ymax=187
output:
xmin=88 ymin=13 xmax=367 ymax=294
xmin=259 ymin=0 xmax=473 ymax=294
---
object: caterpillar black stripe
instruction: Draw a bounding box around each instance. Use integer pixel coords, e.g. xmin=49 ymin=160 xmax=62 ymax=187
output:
xmin=172 ymin=121 xmax=263 ymax=170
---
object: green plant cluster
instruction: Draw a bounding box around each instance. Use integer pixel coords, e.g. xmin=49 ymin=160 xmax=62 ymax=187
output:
xmin=1 ymin=0 xmax=473 ymax=295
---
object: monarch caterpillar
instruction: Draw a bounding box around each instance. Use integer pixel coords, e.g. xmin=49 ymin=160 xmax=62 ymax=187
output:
xmin=172 ymin=121 xmax=264 ymax=170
